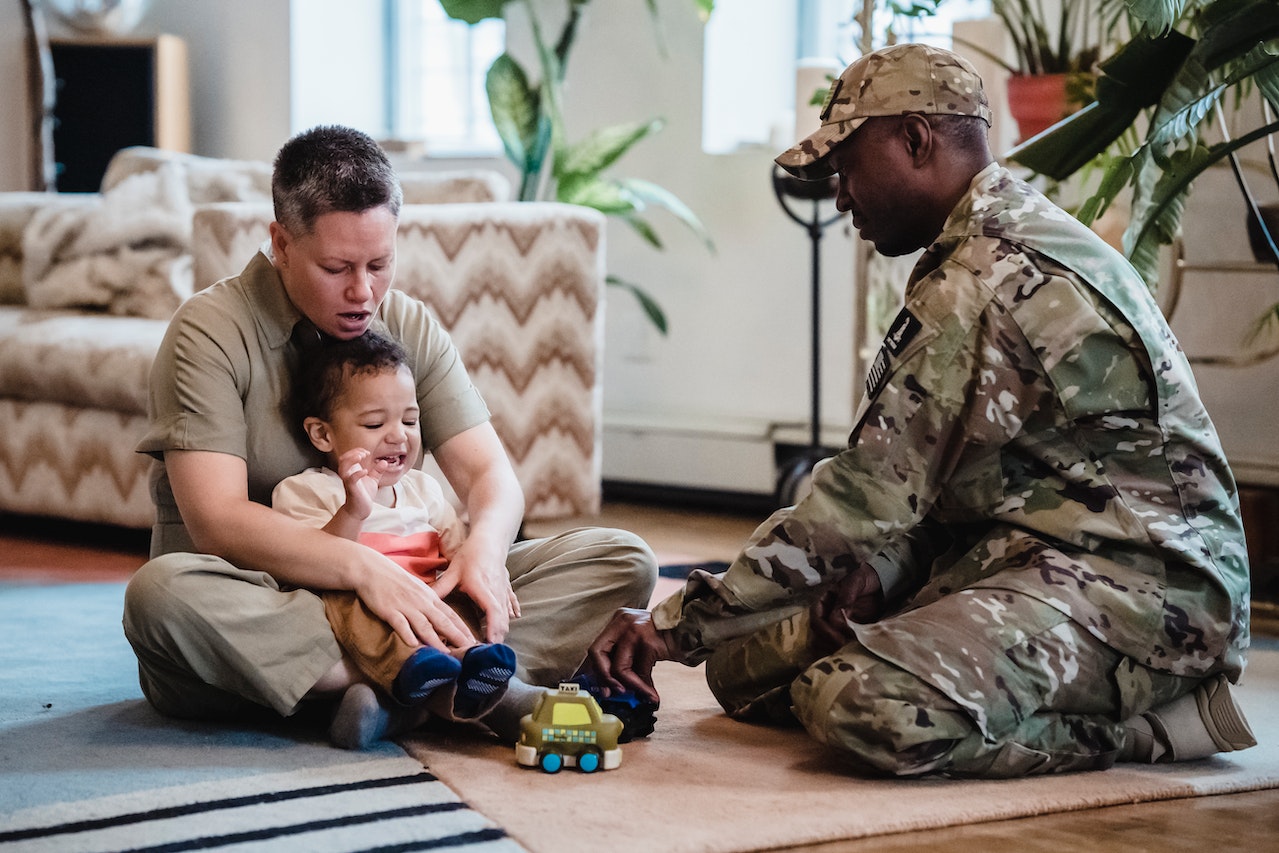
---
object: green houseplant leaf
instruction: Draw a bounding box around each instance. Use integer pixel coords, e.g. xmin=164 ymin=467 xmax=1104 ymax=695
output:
xmin=1125 ymin=123 xmax=1279 ymax=283
xmin=618 ymin=177 xmax=717 ymax=253
xmin=607 ymin=274 xmax=668 ymax=334
xmin=485 ymin=53 xmax=550 ymax=200
xmin=439 ymin=0 xmax=510 ymax=25
xmin=555 ymin=119 xmax=665 ymax=186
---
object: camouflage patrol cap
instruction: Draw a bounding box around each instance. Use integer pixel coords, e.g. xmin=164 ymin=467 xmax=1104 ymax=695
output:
xmin=776 ymin=43 xmax=992 ymax=181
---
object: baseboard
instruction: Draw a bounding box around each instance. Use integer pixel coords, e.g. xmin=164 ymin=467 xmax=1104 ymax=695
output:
xmin=602 ymin=480 xmax=778 ymax=515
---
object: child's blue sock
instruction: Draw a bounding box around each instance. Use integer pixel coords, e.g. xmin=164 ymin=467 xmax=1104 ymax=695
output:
xmin=392 ymin=646 xmax=462 ymax=705
xmin=453 ymin=643 xmax=516 ymax=719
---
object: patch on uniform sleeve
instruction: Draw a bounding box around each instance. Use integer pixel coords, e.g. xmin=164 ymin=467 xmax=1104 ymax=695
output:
xmin=865 ymin=307 xmax=922 ymax=399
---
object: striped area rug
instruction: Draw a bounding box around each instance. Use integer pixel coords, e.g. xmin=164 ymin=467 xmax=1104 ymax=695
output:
xmin=0 ymin=756 xmax=524 ymax=853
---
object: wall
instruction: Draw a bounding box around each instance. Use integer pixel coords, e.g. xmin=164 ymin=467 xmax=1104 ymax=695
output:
xmin=0 ymin=1 xmax=33 ymax=191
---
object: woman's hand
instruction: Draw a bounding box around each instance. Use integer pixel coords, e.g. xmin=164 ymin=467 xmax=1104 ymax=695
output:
xmin=353 ymin=549 xmax=477 ymax=650
xmin=430 ymin=534 xmax=517 ymax=643
xmin=430 ymin=423 xmax=526 ymax=644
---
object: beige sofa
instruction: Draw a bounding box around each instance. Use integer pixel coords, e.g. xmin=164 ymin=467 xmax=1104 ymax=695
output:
xmin=0 ymin=148 xmax=605 ymax=529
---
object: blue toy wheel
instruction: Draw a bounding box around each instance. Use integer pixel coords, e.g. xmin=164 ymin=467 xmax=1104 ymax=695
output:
xmin=578 ymin=750 xmax=600 ymax=773
xmin=539 ymin=751 xmax=563 ymax=774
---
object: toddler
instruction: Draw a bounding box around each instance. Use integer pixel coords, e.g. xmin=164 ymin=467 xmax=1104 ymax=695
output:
xmin=272 ymin=329 xmax=516 ymax=746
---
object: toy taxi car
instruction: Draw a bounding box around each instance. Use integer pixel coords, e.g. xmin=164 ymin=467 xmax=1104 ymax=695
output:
xmin=515 ymin=682 xmax=623 ymax=773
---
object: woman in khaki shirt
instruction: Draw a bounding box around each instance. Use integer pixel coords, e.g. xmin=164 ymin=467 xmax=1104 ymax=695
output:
xmin=124 ymin=125 xmax=656 ymax=748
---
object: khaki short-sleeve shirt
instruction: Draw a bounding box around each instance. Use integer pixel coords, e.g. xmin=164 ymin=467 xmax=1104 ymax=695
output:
xmin=138 ymin=249 xmax=488 ymax=555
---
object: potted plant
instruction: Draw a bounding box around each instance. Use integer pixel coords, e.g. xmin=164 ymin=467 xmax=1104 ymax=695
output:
xmin=1008 ymin=0 xmax=1279 ymax=309
xmin=958 ymin=0 xmax=1127 ymax=141
xmin=439 ymin=0 xmax=716 ymax=335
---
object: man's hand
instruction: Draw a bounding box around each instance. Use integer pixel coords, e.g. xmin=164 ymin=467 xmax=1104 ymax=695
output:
xmin=809 ymin=563 xmax=884 ymax=654
xmin=585 ymin=608 xmax=672 ymax=704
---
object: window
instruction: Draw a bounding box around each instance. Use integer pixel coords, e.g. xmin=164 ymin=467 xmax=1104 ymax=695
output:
xmin=702 ymin=0 xmax=992 ymax=155
xmin=290 ymin=0 xmax=504 ymax=157
xmin=798 ymin=0 xmax=991 ymax=62
xmin=388 ymin=1 xmax=505 ymax=156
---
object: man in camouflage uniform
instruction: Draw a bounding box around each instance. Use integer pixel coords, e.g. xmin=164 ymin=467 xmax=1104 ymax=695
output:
xmin=587 ymin=43 xmax=1255 ymax=777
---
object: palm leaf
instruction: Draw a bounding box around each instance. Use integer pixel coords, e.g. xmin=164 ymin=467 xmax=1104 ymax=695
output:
xmin=1125 ymin=145 xmax=1193 ymax=283
xmin=1145 ymin=6 xmax=1279 ymax=157
xmin=1077 ymin=151 xmax=1136 ymax=225
xmin=1126 ymin=123 xmax=1279 ymax=283
xmin=1009 ymin=30 xmax=1194 ymax=178
xmin=1122 ymin=0 xmax=1185 ymax=36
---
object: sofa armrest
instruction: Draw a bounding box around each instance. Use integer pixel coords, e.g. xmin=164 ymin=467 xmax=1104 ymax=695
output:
xmin=191 ymin=202 xmax=273 ymax=292
xmin=399 ymin=170 xmax=512 ymax=204
xmin=0 ymin=193 xmax=98 ymax=305
xmin=191 ymin=200 xmax=607 ymax=519
xmin=397 ymin=202 xmax=606 ymax=519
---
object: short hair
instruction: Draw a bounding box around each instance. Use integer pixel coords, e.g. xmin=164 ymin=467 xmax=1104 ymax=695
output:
xmin=272 ymin=125 xmax=403 ymax=235
xmin=922 ymin=113 xmax=990 ymax=150
xmin=293 ymin=329 xmax=411 ymax=428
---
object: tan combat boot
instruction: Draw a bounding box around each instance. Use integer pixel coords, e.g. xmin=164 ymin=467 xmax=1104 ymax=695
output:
xmin=1120 ymin=673 xmax=1257 ymax=763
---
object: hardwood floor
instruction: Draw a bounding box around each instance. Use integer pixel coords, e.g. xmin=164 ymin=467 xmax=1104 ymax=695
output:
xmin=3 ymin=499 xmax=1277 ymax=851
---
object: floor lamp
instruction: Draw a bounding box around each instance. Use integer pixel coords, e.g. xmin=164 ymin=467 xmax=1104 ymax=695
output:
xmin=771 ymin=164 xmax=843 ymax=506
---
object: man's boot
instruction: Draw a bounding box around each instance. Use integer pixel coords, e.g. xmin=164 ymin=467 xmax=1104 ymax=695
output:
xmin=1120 ymin=674 xmax=1256 ymax=763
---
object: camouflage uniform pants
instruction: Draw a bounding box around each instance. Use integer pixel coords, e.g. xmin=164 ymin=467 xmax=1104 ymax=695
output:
xmin=704 ymin=589 xmax=1197 ymax=778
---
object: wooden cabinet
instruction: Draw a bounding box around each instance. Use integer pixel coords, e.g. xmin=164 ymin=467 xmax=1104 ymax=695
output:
xmin=50 ymin=35 xmax=190 ymax=192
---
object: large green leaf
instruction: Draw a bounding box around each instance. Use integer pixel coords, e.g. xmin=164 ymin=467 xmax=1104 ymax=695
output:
xmin=1077 ymin=151 xmax=1136 ymax=225
xmin=485 ymin=53 xmax=552 ymax=200
xmin=486 ymin=54 xmax=539 ymax=167
xmin=555 ymin=119 xmax=664 ymax=183
xmin=1144 ymin=3 xmax=1279 ymax=157
xmin=439 ymin=0 xmax=511 ymax=25
xmin=1125 ymin=145 xmax=1193 ymax=284
xmin=556 ymin=175 xmax=641 ymax=215
xmin=1008 ymin=31 xmax=1194 ymax=178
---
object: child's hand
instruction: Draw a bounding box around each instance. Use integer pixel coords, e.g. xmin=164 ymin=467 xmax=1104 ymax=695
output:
xmin=337 ymin=448 xmax=387 ymax=520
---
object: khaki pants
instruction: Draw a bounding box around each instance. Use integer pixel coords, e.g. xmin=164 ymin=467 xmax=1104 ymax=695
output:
xmin=123 ymin=527 xmax=656 ymax=720
xmin=321 ymin=590 xmax=483 ymax=693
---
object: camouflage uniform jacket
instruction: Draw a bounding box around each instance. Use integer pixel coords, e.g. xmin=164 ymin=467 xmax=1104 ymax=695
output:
xmin=654 ymin=164 xmax=1249 ymax=680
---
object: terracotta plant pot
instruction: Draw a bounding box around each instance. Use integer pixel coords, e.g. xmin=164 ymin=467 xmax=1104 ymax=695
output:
xmin=1006 ymin=73 xmax=1073 ymax=143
